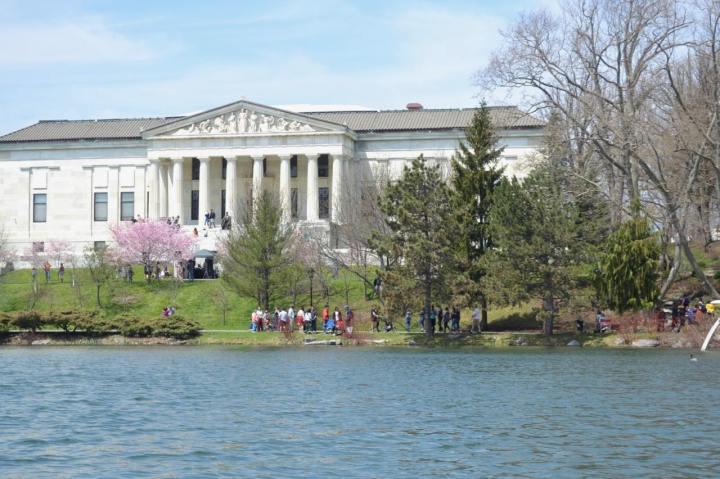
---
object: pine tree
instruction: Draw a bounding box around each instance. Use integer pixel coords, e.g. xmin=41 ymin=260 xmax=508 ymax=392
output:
xmin=483 ymin=170 xmax=585 ymax=335
xmin=220 ymin=192 xmax=293 ymax=311
xmin=594 ymin=215 xmax=660 ymax=313
xmin=372 ymin=155 xmax=454 ymax=337
xmin=450 ymin=102 xmax=505 ymax=329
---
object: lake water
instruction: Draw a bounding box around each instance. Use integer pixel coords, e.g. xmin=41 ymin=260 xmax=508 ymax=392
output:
xmin=1 ymin=347 xmax=719 ymax=478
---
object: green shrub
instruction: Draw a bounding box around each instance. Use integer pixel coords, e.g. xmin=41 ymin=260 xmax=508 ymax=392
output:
xmin=118 ymin=314 xmax=199 ymax=340
xmin=13 ymin=311 xmax=43 ymax=332
xmin=714 ymin=270 xmax=720 ymax=280
xmin=1 ymin=310 xmax=198 ymax=339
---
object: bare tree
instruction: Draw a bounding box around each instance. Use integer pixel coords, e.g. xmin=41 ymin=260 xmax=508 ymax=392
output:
xmin=480 ymin=0 xmax=720 ymax=298
xmin=312 ymin=163 xmax=395 ymax=302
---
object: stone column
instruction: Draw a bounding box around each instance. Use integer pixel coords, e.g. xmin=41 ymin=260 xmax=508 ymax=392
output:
xmin=198 ymin=157 xmax=210 ymax=224
xmin=171 ymin=157 xmax=185 ymax=222
xmin=225 ymin=157 xmax=237 ymax=219
xmin=147 ymin=159 xmax=159 ymax=219
xmin=252 ymin=155 xmax=264 ymax=207
xmin=158 ymin=161 xmax=169 ymax=218
xmin=305 ymin=153 xmax=319 ymax=221
xmin=278 ymin=155 xmax=292 ymax=222
xmin=331 ymin=154 xmax=344 ymax=223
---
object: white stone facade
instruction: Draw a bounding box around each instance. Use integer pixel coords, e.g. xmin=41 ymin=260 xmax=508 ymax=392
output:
xmin=0 ymin=99 xmax=544 ymax=258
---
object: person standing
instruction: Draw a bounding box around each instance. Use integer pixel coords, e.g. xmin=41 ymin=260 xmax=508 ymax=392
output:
xmin=310 ymin=306 xmax=318 ymax=333
xmin=451 ymin=307 xmax=460 ymax=332
xmin=428 ymin=305 xmax=437 ymax=333
xmin=370 ymin=307 xmax=380 ymax=332
xmin=346 ymin=307 xmax=354 ymax=335
xmin=251 ymin=309 xmax=258 ymax=332
xmin=443 ymin=307 xmax=451 ymax=333
xmin=419 ymin=309 xmax=425 ymax=332
xmin=405 ymin=309 xmax=412 ymax=332
xmin=322 ymin=304 xmax=330 ymax=331
xmin=471 ymin=306 xmax=481 ymax=333
xmin=279 ymin=307 xmax=288 ymax=332
xmin=43 ymin=261 xmax=52 ymax=283
xmin=58 ymin=263 xmax=65 ymax=283
xmin=288 ymin=305 xmax=295 ymax=332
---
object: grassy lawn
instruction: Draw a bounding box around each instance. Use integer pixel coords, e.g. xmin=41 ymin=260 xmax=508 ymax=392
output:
xmin=0 ymin=266 xmax=539 ymax=334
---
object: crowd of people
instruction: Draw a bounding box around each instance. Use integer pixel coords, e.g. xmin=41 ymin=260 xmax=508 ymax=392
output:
xmin=246 ymin=303 xmax=486 ymax=335
xmin=250 ymin=304 xmax=354 ymax=335
xmin=656 ymin=294 xmax=717 ymax=332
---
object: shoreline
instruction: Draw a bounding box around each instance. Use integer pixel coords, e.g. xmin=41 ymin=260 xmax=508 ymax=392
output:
xmin=0 ymin=330 xmax=710 ymax=349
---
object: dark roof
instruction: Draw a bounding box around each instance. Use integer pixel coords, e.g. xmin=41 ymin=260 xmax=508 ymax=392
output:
xmin=0 ymin=106 xmax=543 ymax=143
xmin=305 ymin=107 xmax=545 ymax=132
xmin=0 ymin=117 xmax=181 ymax=143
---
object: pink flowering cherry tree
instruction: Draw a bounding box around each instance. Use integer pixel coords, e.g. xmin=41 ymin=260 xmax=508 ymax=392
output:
xmin=110 ymin=220 xmax=196 ymax=283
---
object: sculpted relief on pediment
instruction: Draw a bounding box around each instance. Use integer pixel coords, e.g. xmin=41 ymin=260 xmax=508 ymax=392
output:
xmin=170 ymin=109 xmax=318 ymax=136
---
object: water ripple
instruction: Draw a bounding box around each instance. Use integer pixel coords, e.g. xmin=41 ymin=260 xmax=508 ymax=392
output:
xmin=0 ymin=347 xmax=719 ymax=478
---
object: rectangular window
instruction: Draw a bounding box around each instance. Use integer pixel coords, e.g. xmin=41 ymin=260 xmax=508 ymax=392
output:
xmin=192 ymin=158 xmax=200 ymax=180
xmin=222 ymin=158 xmax=227 ymax=179
xmin=319 ymin=187 xmax=329 ymax=219
xmin=291 ymin=188 xmax=298 ymax=219
xmin=32 ymin=193 xmax=47 ymax=223
xmin=290 ymin=156 xmax=298 ymax=178
xmin=94 ymin=192 xmax=108 ymax=222
xmin=221 ymin=190 xmax=226 ymax=217
xmin=32 ymin=241 xmax=44 ymax=253
xmin=94 ymin=241 xmax=106 ymax=252
xmin=191 ymin=190 xmax=199 ymax=221
xmin=121 ymin=192 xmax=134 ymax=221
xmin=318 ymin=155 xmax=329 ymax=178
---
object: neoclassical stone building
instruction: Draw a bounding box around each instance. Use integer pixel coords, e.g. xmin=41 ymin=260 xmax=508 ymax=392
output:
xmin=0 ymin=99 xmax=544 ymax=257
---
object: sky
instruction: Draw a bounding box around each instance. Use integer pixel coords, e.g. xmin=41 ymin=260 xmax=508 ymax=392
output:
xmin=0 ymin=0 xmax=557 ymax=135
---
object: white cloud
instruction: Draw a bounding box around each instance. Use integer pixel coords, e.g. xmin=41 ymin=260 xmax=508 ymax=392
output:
xmin=0 ymin=17 xmax=154 ymax=65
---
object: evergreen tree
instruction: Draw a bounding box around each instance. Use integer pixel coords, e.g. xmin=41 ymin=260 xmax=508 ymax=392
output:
xmin=220 ymin=192 xmax=293 ymax=311
xmin=483 ymin=170 xmax=585 ymax=335
xmin=372 ymin=155 xmax=454 ymax=337
xmin=450 ymin=102 xmax=505 ymax=329
xmin=594 ymin=215 xmax=660 ymax=313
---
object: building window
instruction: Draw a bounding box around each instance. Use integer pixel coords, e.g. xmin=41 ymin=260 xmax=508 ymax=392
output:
xmin=319 ymin=187 xmax=329 ymax=219
xmin=94 ymin=241 xmax=106 ymax=252
xmin=291 ymin=188 xmax=298 ymax=219
xmin=94 ymin=192 xmax=108 ymax=222
xmin=32 ymin=241 xmax=44 ymax=253
xmin=32 ymin=194 xmax=47 ymax=223
xmin=222 ymin=158 xmax=227 ymax=179
xmin=121 ymin=192 xmax=134 ymax=221
xmin=192 ymin=158 xmax=200 ymax=180
xmin=290 ymin=156 xmax=298 ymax=178
xmin=318 ymin=155 xmax=329 ymax=178
xmin=191 ymin=190 xmax=199 ymax=221
xmin=263 ymin=158 xmax=268 ymax=177
xmin=221 ymin=190 xmax=226 ymax=217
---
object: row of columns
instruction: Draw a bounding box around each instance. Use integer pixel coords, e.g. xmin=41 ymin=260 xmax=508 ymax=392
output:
xmin=147 ymin=154 xmax=346 ymax=224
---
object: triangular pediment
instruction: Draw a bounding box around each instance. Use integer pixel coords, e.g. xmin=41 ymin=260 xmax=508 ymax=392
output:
xmin=142 ymin=99 xmax=347 ymax=138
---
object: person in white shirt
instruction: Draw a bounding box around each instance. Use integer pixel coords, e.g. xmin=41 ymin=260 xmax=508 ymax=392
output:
xmin=288 ymin=306 xmax=295 ymax=332
xmin=278 ymin=308 xmax=289 ymax=332
xmin=471 ymin=306 xmax=482 ymax=333
xmin=304 ymin=310 xmax=312 ymax=333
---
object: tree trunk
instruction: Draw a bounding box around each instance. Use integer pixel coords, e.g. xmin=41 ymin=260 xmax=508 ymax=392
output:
xmin=659 ymin=242 xmax=681 ymax=300
xmin=667 ymin=207 xmax=720 ymax=298
xmin=480 ymin=295 xmax=489 ymax=331
xmin=424 ymin=275 xmax=433 ymax=338
xmin=543 ymin=296 xmax=555 ymax=336
xmin=96 ymin=284 xmax=102 ymax=308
